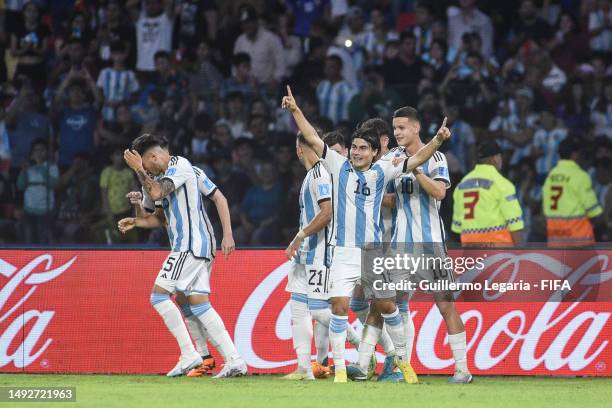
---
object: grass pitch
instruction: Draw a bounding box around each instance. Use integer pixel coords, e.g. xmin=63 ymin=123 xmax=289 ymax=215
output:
xmin=1 ymin=374 xmax=611 ymax=408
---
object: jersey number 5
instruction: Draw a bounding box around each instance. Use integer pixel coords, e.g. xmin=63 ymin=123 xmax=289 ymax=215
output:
xmin=464 ymin=191 xmax=480 ymax=219
xmin=550 ymin=186 xmax=563 ymax=210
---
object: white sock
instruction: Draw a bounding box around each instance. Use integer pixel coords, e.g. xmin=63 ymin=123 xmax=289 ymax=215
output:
xmin=290 ymin=296 xmax=313 ymax=373
xmin=350 ymin=298 xmax=369 ymax=324
xmin=380 ymin=325 xmax=396 ymax=356
xmin=398 ymin=301 xmax=414 ymax=363
xmin=382 ymin=308 xmax=407 ymax=362
xmin=329 ymin=314 xmax=348 ymax=370
xmin=179 ymin=303 xmax=210 ymax=356
xmin=311 ymin=303 xmax=360 ymax=348
xmin=448 ymin=331 xmax=469 ymax=373
xmin=192 ymin=302 xmax=239 ymax=364
xmin=313 ymin=321 xmax=329 ymax=364
xmin=357 ymin=325 xmax=381 ymax=371
xmin=150 ymin=294 xmax=197 ymax=358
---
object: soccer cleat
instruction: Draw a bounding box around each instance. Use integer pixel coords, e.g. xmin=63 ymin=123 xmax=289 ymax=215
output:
xmin=213 ymin=358 xmax=248 ymax=378
xmin=166 ymin=354 xmax=203 ymax=377
xmin=334 ymin=368 xmax=348 ymax=383
xmin=186 ymin=355 xmax=216 ymax=377
xmin=311 ymin=362 xmax=332 ymax=379
xmin=448 ymin=370 xmax=473 ymax=384
xmin=377 ymin=355 xmax=403 ymax=382
xmin=367 ymin=354 xmax=377 ymax=380
xmin=282 ymin=370 xmax=315 ymax=381
xmin=393 ymin=356 xmax=418 ymax=384
xmin=346 ymin=363 xmax=367 ymax=381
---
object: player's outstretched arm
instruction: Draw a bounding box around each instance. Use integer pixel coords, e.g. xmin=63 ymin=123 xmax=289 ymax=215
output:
xmin=405 ymin=117 xmax=451 ymax=172
xmin=413 ymin=169 xmax=447 ymax=200
xmin=209 ymin=189 xmax=236 ymax=258
xmin=118 ymin=209 xmax=166 ymax=234
xmin=124 ymin=149 xmax=175 ymax=201
xmin=281 ymin=85 xmax=325 ymax=157
xmin=285 ymin=200 xmax=331 ymax=260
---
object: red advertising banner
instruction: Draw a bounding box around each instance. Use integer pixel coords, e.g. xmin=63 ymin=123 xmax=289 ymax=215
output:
xmin=0 ymin=249 xmax=610 ymax=376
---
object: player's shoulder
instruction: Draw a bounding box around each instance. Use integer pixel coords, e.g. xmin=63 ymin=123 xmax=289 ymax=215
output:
xmin=380 ymin=146 xmax=405 ymax=161
xmin=311 ymin=160 xmax=331 ymax=179
xmin=170 ymin=155 xmax=192 ymax=168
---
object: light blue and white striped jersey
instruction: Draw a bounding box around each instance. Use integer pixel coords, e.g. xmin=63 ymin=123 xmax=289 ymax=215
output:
xmin=379 ymin=180 xmax=397 ymax=242
xmin=316 ymin=80 xmax=357 ymax=124
xmin=448 ymin=120 xmax=476 ymax=174
xmin=489 ymin=112 xmax=539 ymax=165
xmin=532 ymin=127 xmax=567 ymax=178
xmin=294 ymin=161 xmax=332 ymax=266
xmin=97 ymin=68 xmax=140 ymax=121
xmin=321 ymin=145 xmax=407 ymax=248
xmin=142 ymin=157 xmax=216 ymax=259
xmin=382 ymin=147 xmax=450 ymax=248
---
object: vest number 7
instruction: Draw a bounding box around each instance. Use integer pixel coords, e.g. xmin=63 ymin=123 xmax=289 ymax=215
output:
xmin=464 ymin=191 xmax=479 ymax=219
xmin=550 ymin=186 xmax=563 ymax=210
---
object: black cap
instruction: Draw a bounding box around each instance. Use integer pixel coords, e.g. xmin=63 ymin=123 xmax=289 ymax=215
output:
xmin=477 ymin=140 xmax=502 ymax=159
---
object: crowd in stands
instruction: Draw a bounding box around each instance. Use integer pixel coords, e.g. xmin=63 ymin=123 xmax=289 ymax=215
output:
xmin=0 ymin=0 xmax=610 ymax=246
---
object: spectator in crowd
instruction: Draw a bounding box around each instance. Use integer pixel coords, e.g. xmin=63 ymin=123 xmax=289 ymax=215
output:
xmin=99 ymin=148 xmax=136 ymax=243
xmin=130 ymin=0 xmax=175 ymax=75
xmin=361 ymin=6 xmax=399 ymax=66
xmin=222 ymin=53 xmax=257 ymax=100
xmin=382 ymin=31 xmax=423 ymax=105
xmin=5 ymin=86 xmax=52 ymax=181
xmin=186 ymin=40 xmax=223 ymax=97
xmin=97 ymin=42 xmax=140 ymax=122
xmin=549 ymin=12 xmax=589 ymax=75
xmin=590 ymin=78 xmax=612 ymax=139
xmin=236 ymin=162 xmax=284 ymax=245
xmin=53 ymin=70 xmax=102 ymax=169
xmin=559 ymin=78 xmax=591 ymax=133
xmin=507 ymin=0 xmax=552 ymax=51
xmin=587 ymin=0 xmax=612 ymax=52
xmin=233 ymin=4 xmax=286 ymax=86
xmin=443 ymin=102 xmax=476 ymax=176
xmin=222 ymin=91 xmax=248 ymax=138
xmin=95 ymin=102 xmax=141 ymax=158
xmin=17 ymin=138 xmax=58 ymax=244
xmin=190 ymin=112 xmax=213 ymax=168
xmin=413 ymin=2 xmax=435 ymax=56
xmin=10 ymin=2 xmax=50 ymax=92
xmin=95 ymin=0 xmax=137 ymax=68
xmin=54 ymin=153 xmax=99 ymax=243
xmin=447 ymin=0 xmax=494 ymax=57
xmin=532 ymin=110 xmax=568 ymax=182
xmin=316 ymin=55 xmax=356 ymax=125
xmin=348 ymin=66 xmax=402 ymax=124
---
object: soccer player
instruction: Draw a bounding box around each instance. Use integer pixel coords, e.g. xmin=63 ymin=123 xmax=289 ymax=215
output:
xmin=118 ymin=133 xmax=247 ymax=378
xmin=452 ymin=140 xmax=524 ymax=245
xmin=282 ymin=86 xmax=450 ymax=383
xmin=542 ymin=138 xmax=602 ymax=246
xmin=374 ymin=107 xmax=472 ymax=383
xmin=283 ymin=132 xmax=362 ymax=380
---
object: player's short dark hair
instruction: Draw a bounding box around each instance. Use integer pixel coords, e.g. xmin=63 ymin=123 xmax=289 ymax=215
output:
xmin=358 ymin=117 xmax=392 ymax=139
xmin=131 ymin=133 xmax=169 ymax=155
xmin=323 ymin=130 xmax=346 ymax=148
xmin=232 ymin=52 xmax=251 ymax=67
xmin=558 ymin=137 xmax=579 ymax=160
xmin=393 ymin=106 xmax=420 ymax=122
xmin=351 ymin=127 xmax=380 ymax=152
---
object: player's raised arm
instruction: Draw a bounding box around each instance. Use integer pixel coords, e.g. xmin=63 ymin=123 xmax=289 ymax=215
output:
xmin=282 ymin=85 xmax=325 ymax=157
xmin=124 ymin=149 xmax=176 ymax=201
xmin=404 ymin=117 xmax=451 ymax=172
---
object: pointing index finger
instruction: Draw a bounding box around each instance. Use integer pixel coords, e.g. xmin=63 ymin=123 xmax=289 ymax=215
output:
xmin=441 ymin=117 xmax=447 ymax=128
xmin=287 ymin=85 xmax=293 ymax=98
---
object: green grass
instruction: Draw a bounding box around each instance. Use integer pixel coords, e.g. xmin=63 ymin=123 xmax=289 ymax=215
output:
xmin=1 ymin=374 xmax=611 ymax=408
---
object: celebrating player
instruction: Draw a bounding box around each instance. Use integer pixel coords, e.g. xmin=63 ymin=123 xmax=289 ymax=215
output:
xmin=282 ymin=86 xmax=450 ymax=383
xmin=373 ymin=107 xmax=472 ymax=383
xmin=118 ymin=133 xmax=246 ymax=378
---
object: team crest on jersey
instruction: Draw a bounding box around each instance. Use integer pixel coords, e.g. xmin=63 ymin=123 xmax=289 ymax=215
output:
xmin=319 ymin=185 xmax=330 ymax=196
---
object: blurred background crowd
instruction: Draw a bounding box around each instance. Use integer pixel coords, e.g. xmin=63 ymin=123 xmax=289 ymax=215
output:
xmin=0 ymin=0 xmax=610 ymax=247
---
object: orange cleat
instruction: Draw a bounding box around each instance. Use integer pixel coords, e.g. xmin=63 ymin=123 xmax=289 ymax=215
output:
xmin=187 ymin=355 xmax=216 ymax=377
xmin=311 ymin=362 xmax=332 ymax=379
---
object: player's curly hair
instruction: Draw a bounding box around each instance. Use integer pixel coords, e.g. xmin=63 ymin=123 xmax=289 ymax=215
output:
xmin=131 ymin=133 xmax=169 ymax=155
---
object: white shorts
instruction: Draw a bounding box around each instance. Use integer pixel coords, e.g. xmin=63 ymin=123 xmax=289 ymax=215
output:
xmin=328 ymin=246 xmax=362 ymax=298
xmin=155 ymin=252 xmax=212 ymax=295
xmin=285 ymin=262 xmax=330 ymax=300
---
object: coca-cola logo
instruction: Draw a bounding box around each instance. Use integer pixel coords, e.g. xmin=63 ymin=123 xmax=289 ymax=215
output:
xmin=0 ymin=255 xmax=75 ymax=368
xmin=235 ymin=253 xmax=611 ymax=372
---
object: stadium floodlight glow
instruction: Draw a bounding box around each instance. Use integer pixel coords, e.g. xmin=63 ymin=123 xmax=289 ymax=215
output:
xmin=344 ymin=39 xmax=352 ymax=48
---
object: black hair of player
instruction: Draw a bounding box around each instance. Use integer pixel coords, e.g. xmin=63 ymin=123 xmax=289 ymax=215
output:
xmin=322 ymin=130 xmax=346 ymax=148
xmin=358 ymin=117 xmax=392 ymax=139
xmin=558 ymin=137 xmax=580 ymax=160
xmin=351 ymin=126 xmax=380 ymax=152
xmin=393 ymin=106 xmax=420 ymax=121
xmin=131 ymin=133 xmax=170 ymax=155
